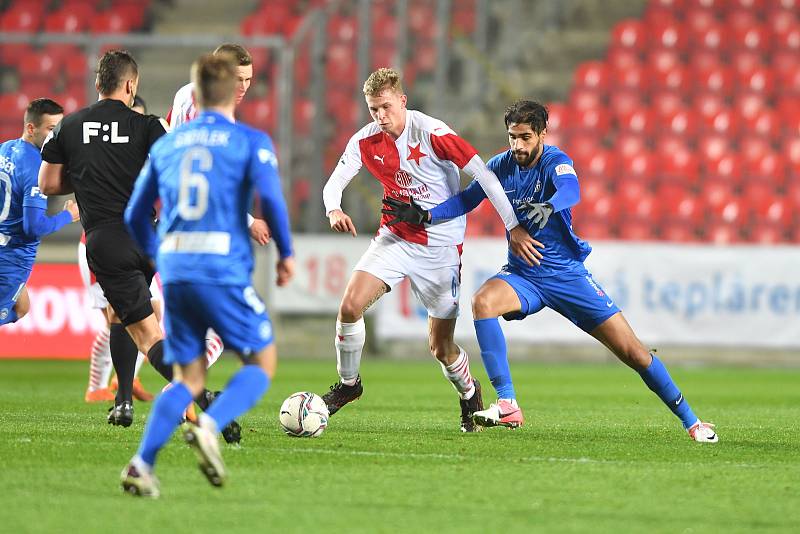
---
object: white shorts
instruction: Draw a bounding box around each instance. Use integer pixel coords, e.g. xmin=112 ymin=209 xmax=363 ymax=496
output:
xmin=78 ymin=240 xmax=162 ymax=309
xmin=354 ymin=228 xmax=462 ymax=319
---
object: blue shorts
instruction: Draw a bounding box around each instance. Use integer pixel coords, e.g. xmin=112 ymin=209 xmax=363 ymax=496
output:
xmin=162 ymin=283 xmax=273 ymax=365
xmin=0 ymin=266 xmax=29 ymax=323
xmin=491 ymin=266 xmax=620 ymax=333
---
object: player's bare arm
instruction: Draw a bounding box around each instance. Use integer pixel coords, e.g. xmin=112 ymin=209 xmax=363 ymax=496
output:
xmin=38 ymin=162 xmax=72 ymax=195
xmin=276 ymin=256 xmax=295 ymax=287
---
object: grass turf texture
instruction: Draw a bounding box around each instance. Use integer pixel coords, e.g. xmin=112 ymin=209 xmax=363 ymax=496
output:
xmin=0 ymin=358 xmax=798 ymax=533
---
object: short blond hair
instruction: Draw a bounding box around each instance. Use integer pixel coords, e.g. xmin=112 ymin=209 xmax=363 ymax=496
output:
xmin=192 ymin=53 xmax=237 ymax=107
xmin=363 ymin=67 xmax=404 ymax=96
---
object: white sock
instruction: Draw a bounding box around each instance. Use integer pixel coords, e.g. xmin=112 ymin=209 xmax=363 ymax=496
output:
xmin=87 ymin=326 xmax=111 ymax=391
xmin=132 ymin=454 xmax=153 ymax=472
xmin=134 ymin=352 xmax=145 ymax=377
xmin=335 ymin=318 xmax=365 ymax=386
xmin=205 ymin=328 xmax=224 ymax=368
xmin=199 ymin=412 xmax=218 ymax=434
xmin=441 ymin=346 xmax=475 ymax=400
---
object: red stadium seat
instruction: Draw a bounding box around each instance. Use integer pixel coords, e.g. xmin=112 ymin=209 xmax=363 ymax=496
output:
xmin=648 ymin=64 xmax=691 ymax=93
xmin=18 ymin=80 xmax=53 ymax=102
xmin=643 ymin=0 xmax=685 ymax=25
xmin=741 ymin=108 xmax=780 ymax=141
xmin=0 ymin=43 xmax=34 ymax=68
xmin=610 ymin=19 xmax=647 ymax=50
xmin=620 ymin=152 xmax=656 ymax=181
xmin=749 ymin=223 xmax=786 ymax=244
xmin=606 ymin=48 xmax=641 ymax=71
xmin=782 ymin=137 xmax=800 ymax=176
xmin=741 ymin=137 xmax=773 ymax=167
xmin=371 ymin=43 xmax=395 ymax=70
xmin=611 ymin=65 xmax=648 ymax=92
xmin=687 ymin=0 xmax=726 ymax=10
xmin=0 ymin=93 xmax=30 ymax=117
xmin=650 ymin=91 xmax=685 ymax=120
xmin=687 ymin=50 xmax=722 ymax=73
xmin=690 ymin=22 xmax=728 ymax=54
xmin=729 ymin=25 xmax=772 ymax=53
xmin=237 ymin=98 xmax=275 ymax=131
xmin=647 ymin=49 xmax=682 ymax=75
xmin=616 ymin=176 xmax=650 ymax=205
xmin=328 ymin=15 xmax=358 ymax=44
xmin=574 ymin=217 xmax=614 ymax=240
xmin=710 ymin=197 xmax=746 ymax=225
xmin=579 ymin=195 xmax=617 ymax=223
xmin=685 ymin=6 xmax=719 ymax=32
xmin=615 ymin=109 xmax=656 ymax=137
xmin=702 ymin=108 xmax=740 ymax=138
xmin=669 ymin=195 xmax=706 ymax=227
xmin=661 ymin=220 xmax=701 ymax=242
xmin=90 ymin=12 xmax=131 ymax=34
xmin=617 ymin=218 xmax=656 ymax=241
xmin=766 ymin=7 xmax=798 ymax=41
xmin=777 ymin=68 xmax=800 ymax=96
xmin=730 ymin=51 xmax=765 ymax=79
xmin=742 ymin=181 xmax=777 ymax=209
xmin=724 ymin=9 xmax=760 ymax=32
xmin=44 ymin=10 xmax=87 ymax=33
xmin=693 ymin=65 xmax=733 ymax=94
xmin=649 ymin=20 xmax=689 ymax=50
xmin=608 ymin=90 xmax=644 ymax=118
xmin=545 ymin=131 xmax=565 ymax=149
xmin=580 ymin=176 xmax=612 ymax=204
xmin=546 ymin=103 xmax=569 ymax=134
xmin=705 ymin=222 xmax=743 ymax=244
xmin=704 ymin=154 xmax=742 ymax=183
xmin=697 ymin=135 xmax=733 ymax=166
xmin=573 ymin=61 xmax=609 ymax=92
xmin=567 ymin=133 xmax=602 ymax=163
xmin=754 ymin=198 xmax=792 ymax=228
xmin=773 ymin=25 xmax=800 ymax=54
xmin=0 ymin=6 xmax=42 ymax=33
xmin=660 ymin=108 xmax=699 ymax=140
xmin=733 ymin=92 xmax=768 ymax=121
xmin=744 ymin=152 xmax=787 ymax=185
xmin=772 ymin=51 xmax=798 ymax=83
xmin=736 ymin=67 xmax=776 ymax=96
xmin=64 ymin=53 xmax=89 ymax=83
xmin=581 ymin=150 xmax=618 ymax=179
xmin=571 ymin=108 xmax=610 ymax=133
xmin=613 ymin=133 xmax=648 ymax=160
xmin=17 ymin=50 xmax=58 ymax=81
xmin=656 ymin=145 xmax=700 ymax=181
xmin=568 ymin=87 xmax=604 ymax=112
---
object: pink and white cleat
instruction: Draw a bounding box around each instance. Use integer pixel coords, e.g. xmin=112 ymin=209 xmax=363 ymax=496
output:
xmin=688 ymin=420 xmax=718 ymax=443
xmin=472 ymin=399 xmax=524 ymax=429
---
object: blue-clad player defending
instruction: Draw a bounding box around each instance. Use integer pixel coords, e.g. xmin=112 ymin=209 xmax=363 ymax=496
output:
xmin=1 ymin=98 xmax=79 ymax=326
xmin=383 ymin=100 xmax=717 ymax=443
xmin=121 ymin=54 xmax=295 ymax=497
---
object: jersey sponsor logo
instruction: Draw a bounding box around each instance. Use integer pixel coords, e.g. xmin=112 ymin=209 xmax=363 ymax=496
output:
xmin=394 ymin=169 xmax=414 ymax=187
xmin=82 ymin=122 xmax=129 ymax=144
xmin=29 ymin=186 xmax=46 ymax=199
xmin=585 ymin=275 xmax=605 ymax=297
xmin=257 ymin=148 xmax=277 ymax=168
xmin=555 ymin=163 xmax=575 ymax=176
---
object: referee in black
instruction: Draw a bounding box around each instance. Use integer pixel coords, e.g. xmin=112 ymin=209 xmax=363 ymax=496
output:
xmin=38 ymin=50 xmax=173 ymax=426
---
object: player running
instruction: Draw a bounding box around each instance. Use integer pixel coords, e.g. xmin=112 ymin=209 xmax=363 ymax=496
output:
xmin=0 ymin=99 xmax=79 ymax=327
xmin=121 ymin=53 xmax=294 ymax=497
xmin=321 ymin=68 xmax=542 ymax=432
xmin=382 ymin=100 xmax=718 ymax=443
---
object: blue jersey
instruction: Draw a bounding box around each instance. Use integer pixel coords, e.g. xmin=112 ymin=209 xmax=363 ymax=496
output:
xmin=431 ymin=145 xmax=591 ymax=277
xmin=126 ymin=111 xmax=293 ymax=286
xmin=0 ymin=138 xmax=49 ymax=270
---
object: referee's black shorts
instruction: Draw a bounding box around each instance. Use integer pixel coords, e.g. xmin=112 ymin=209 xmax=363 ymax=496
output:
xmin=85 ymin=222 xmax=155 ymax=326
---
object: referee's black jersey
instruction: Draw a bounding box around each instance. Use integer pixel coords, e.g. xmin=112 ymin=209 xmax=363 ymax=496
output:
xmin=41 ymin=98 xmax=166 ymax=231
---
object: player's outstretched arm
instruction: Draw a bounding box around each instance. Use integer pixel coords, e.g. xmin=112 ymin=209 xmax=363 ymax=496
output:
xmin=37 ymin=162 xmax=72 ymax=195
xmin=124 ymin=160 xmax=160 ymax=259
xmin=22 ymin=197 xmax=78 ymax=239
xmin=461 ymin=155 xmax=519 ymax=230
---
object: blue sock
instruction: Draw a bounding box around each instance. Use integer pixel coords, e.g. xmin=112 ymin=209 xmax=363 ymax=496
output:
xmin=0 ymin=308 xmax=18 ymax=326
xmin=474 ymin=318 xmax=516 ymax=400
xmin=137 ymin=382 xmax=193 ymax=466
xmin=639 ymin=355 xmax=698 ymax=429
xmin=206 ymin=365 xmax=270 ymax=431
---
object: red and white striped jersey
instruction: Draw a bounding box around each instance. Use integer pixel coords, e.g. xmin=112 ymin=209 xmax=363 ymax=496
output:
xmin=326 ymin=109 xmax=478 ymax=246
xmin=166 ymin=82 xmax=196 ymax=129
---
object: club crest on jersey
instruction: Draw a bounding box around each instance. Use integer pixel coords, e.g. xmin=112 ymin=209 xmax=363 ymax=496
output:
xmin=0 ymin=308 xmax=7 ymax=321
xmin=394 ymin=169 xmax=414 ymax=187
xmin=534 ymin=179 xmax=542 ymax=193
xmin=82 ymin=122 xmax=129 ymax=144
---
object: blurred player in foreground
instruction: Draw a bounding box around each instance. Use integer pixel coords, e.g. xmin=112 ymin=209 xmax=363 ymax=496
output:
xmin=321 ymin=67 xmax=542 ymax=432
xmin=383 ymin=100 xmax=718 ymax=443
xmin=0 ymin=99 xmax=79 ymax=326
xmin=121 ymin=53 xmax=294 ymax=497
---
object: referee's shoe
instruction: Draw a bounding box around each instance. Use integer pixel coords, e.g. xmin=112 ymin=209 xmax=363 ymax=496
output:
xmin=108 ymin=401 xmax=134 ymax=427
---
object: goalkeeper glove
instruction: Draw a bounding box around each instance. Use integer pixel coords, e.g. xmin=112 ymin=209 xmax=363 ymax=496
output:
xmin=520 ymin=201 xmax=553 ymax=230
xmin=381 ymin=196 xmax=430 ymax=226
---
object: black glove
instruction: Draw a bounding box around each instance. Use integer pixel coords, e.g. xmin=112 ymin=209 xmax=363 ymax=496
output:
xmin=520 ymin=201 xmax=553 ymax=230
xmin=381 ymin=196 xmax=430 ymax=226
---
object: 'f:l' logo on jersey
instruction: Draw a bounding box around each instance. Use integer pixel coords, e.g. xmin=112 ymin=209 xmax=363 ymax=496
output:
xmin=82 ymin=122 xmax=130 ymax=144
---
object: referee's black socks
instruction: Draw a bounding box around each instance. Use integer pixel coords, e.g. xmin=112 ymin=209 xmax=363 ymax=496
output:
xmin=109 ymin=324 xmax=138 ymax=404
xmin=147 ymin=340 xmax=174 ymax=382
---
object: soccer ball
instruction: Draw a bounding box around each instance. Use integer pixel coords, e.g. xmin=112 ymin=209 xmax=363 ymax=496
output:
xmin=279 ymin=392 xmax=329 ymax=438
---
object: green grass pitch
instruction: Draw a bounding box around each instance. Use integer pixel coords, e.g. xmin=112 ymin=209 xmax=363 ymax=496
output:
xmin=0 ymin=358 xmax=798 ymax=533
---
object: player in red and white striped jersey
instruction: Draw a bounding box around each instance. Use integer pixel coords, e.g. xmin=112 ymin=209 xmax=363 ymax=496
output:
xmin=321 ymin=68 xmax=543 ymax=431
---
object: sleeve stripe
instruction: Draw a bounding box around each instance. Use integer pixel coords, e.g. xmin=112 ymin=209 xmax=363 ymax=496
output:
xmin=429 ymin=133 xmax=478 ymax=169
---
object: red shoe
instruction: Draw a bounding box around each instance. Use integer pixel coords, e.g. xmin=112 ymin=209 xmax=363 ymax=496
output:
xmin=85 ymin=387 xmax=116 ymax=403
xmin=132 ymin=377 xmax=154 ymax=402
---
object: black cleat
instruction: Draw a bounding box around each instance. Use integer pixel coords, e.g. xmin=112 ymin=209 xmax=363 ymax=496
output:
xmin=205 ymin=390 xmax=242 ymax=444
xmin=322 ymin=375 xmax=363 ymax=416
xmin=459 ymin=379 xmax=484 ymax=433
xmin=108 ymin=401 xmax=134 ymax=427
xmin=221 ymin=420 xmax=241 ymax=444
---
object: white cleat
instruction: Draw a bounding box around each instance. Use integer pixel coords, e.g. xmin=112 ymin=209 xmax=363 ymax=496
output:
xmin=688 ymin=420 xmax=719 ymax=443
xmin=183 ymin=422 xmax=227 ymax=487
xmin=120 ymin=461 xmax=160 ymax=498
xmin=472 ymin=399 xmax=524 ymax=429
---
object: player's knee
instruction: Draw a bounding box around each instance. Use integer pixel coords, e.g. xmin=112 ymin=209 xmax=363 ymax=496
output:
xmin=13 ymin=299 xmax=29 ymax=319
xmin=338 ymin=299 xmax=362 ymax=323
xmin=471 ymin=292 xmax=498 ymax=319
